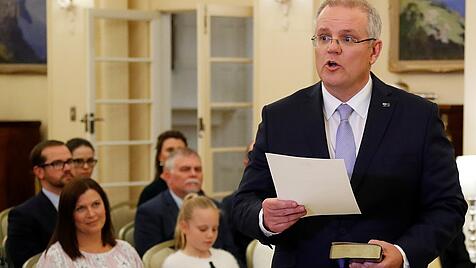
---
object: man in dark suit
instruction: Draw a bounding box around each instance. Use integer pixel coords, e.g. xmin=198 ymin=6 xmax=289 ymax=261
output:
xmin=7 ymin=140 xmax=73 ymax=268
xmin=232 ymin=1 xmax=467 ymax=267
xmin=134 ymin=148 xmax=236 ymax=258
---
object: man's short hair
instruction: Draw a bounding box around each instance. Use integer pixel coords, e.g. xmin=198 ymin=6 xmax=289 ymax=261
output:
xmin=30 ymin=140 xmax=65 ymax=167
xmin=315 ymin=0 xmax=382 ymax=39
xmin=164 ymin=147 xmax=200 ymax=171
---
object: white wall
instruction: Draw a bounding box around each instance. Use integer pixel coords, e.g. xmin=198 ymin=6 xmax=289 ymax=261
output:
xmin=463 ymin=0 xmax=476 ymax=154
xmin=253 ymin=0 xmax=318 ymax=127
xmin=0 ymin=75 xmax=47 ymax=136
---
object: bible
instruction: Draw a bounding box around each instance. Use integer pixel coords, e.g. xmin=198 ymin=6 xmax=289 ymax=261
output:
xmin=329 ymin=242 xmax=383 ymax=262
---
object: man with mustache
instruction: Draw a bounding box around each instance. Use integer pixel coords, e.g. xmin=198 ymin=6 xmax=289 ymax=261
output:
xmin=134 ymin=148 xmax=236 ymax=258
xmin=7 ymin=140 xmax=74 ymax=268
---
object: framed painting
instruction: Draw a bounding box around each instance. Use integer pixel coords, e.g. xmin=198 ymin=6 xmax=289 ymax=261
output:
xmin=0 ymin=0 xmax=46 ymax=74
xmin=389 ymin=0 xmax=465 ymax=73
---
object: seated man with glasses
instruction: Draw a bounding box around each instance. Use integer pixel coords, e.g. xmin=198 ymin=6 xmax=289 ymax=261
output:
xmin=66 ymin=138 xmax=98 ymax=179
xmin=7 ymin=140 xmax=74 ymax=268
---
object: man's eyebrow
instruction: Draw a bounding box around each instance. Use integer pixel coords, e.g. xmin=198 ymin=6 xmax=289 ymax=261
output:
xmin=338 ymin=29 xmax=358 ymax=35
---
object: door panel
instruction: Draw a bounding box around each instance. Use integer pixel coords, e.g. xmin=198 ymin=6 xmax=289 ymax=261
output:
xmin=87 ymin=9 xmax=162 ymax=204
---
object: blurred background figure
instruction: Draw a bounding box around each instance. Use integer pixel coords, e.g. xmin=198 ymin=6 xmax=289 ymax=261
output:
xmin=138 ymin=130 xmax=188 ymax=206
xmin=163 ymin=193 xmax=239 ymax=268
xmin=66 ymin=138 xmax=97 ymax=179
xmin=36 ymin=178 xmax=142 ymax=267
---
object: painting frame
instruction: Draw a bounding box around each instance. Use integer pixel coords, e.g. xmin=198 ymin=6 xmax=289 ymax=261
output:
xmin=389 ymin=0 xmax=465 ymax=73
xmin=0 ymin=0 xmax=47 ymax=74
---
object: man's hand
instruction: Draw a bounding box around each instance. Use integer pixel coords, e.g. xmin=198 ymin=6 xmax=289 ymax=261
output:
xmin=349 ymin=240 xmax=403 ymax=268
xmin=262 ymin=198 xmax=307 ymax=233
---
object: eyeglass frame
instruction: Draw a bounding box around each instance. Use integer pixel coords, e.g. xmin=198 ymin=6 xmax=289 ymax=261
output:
xmin=311 ymin=34 xmax=376 ymax=48
xmin=38 ymin=159 xmax=74 ymax=170
xmin=71 ymin=158 xmax=98 ymax=168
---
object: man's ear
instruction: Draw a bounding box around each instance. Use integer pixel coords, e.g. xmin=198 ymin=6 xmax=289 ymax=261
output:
xmin=369 ymin=39 xmax=383 ymax=65
xmin=33 ymin=166 xmax=44 ymax=181
xmin=161 ymin=169 xmax=171 ymax=183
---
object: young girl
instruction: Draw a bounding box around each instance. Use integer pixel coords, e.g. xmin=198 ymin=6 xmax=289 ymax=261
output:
xmin=163 ymin=194 xmax=239 ymax=268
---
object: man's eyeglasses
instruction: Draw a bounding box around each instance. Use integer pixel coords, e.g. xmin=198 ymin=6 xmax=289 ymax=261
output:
xmin=72 ymin=158 xmax=98 ymax=168
xmin=311 ymin=35 xmax=376 ymax=48
xmin=39 ymin=159 xmax=73 ymax=170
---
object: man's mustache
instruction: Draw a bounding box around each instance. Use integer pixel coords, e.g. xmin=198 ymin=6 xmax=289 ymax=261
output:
xmin=184 ymin=178 xmax=201 ymax=185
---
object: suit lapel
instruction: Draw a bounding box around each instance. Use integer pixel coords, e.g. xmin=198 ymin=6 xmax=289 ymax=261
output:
xmin=351 ymin=76 xmax=397 ymax=191
xmin=163 ymin=190 xmax=179 ymax=216
xmin=303 ymin=83 xmax=330 ymax=158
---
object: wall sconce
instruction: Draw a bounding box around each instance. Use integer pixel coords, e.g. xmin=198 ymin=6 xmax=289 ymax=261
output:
xmin=57 ymin=0 xmax=73 ymax=10
xmin=456 ymin=155 xmax=476 ymax=263
xmin=275 ymin=0 xmax=291 ymax=31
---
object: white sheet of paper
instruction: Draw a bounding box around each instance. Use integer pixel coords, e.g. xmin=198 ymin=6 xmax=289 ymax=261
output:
xmin=265 ymin=153 xmax=361 ymax=216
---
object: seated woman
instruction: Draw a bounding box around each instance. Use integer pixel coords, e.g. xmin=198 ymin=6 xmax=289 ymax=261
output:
xmin=163 ymin=193 xmax=239 ymax=268
xmin=36 ymin=178 xmax=143 ymax=267
xmin=138 ymin=130 xmax=187 ymax=205
xmin=66 ymin=138 xmax=98 ymax=179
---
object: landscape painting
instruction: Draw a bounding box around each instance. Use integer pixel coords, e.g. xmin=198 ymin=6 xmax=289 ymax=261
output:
xmin=0 ymin=0 xmax=46 ymax=73
xmin=389 ymin=0 xmax=465 ymax=72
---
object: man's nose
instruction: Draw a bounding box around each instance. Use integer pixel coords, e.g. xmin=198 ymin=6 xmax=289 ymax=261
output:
xmin=327 ymin=38 xmax=342 ymax=53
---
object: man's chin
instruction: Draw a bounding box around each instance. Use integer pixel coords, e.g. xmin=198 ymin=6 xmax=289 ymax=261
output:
xmin=185 ymin=188 xmax=201 ymax=194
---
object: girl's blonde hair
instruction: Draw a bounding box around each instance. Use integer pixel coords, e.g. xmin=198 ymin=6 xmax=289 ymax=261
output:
xmin=174 ymin=193 xmax=220 ymax=249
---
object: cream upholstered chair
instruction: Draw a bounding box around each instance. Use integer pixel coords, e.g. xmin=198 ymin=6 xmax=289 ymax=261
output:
xmin=142 ymin=240 xmax=176 ymax=268
xmin=0 ymin=208 xmax=11 ymax=244
xmin=428 ymin=257 xmax=441 ymax=268
xmin=0 ymin=207 xmax=11 ymax=265
xmin=246 ymin=239 xmax=274 ymax=268
xmin=117 ymin=221 xmax=135 ymax=247
xmin=22 ymin=252 xmax=41 ymax=268
xmin=110 ymin=201 xmax=137 ymax=237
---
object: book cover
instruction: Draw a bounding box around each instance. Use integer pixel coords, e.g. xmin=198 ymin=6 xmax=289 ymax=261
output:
xmin=329 ymin=242 xmax=383 ymax=262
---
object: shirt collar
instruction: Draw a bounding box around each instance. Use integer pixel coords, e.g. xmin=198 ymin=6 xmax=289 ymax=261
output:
xmin=42 ymin=188 xmax=60 ymax=210
xmin=322 ymin=76 xmax=372 ymax=120
xmin=169 ymin=189 xmax=183 ymax=208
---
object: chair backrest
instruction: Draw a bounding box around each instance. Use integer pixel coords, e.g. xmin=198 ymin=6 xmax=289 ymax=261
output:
xmin=246 ymin=239 xmax=274 ymax=268
xmin=22 ymin=252 xmax=41 ymax=268
xmin=142 ymin=240 xmax=176 ymax=268
xmin=0 ymin=208 xmax=11 ymax=242
xmin=0 ymin=235 xmax=7 ymax=266
xmin=117 ymin=221 xmax=135 ymax=247
xmin=110 ymin=201 xmax=137 ymax=237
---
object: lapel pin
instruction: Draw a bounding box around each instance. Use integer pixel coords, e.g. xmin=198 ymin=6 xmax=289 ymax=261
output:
xmin=382 ymin=102 xmax=391 ymax=108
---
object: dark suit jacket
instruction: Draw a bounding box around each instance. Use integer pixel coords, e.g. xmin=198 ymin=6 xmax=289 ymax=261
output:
xmin=134 ymin=190 xmax=236 ymax=258
xmin=232 ymin=74 xmax=467 ymax=268
xmin=137 ymin=178 xmax=168 ymax=206
xmin=440 ymin=231 xmax=475 ymax=268
xmin=7 ymin=191 xmax=57 ymax=268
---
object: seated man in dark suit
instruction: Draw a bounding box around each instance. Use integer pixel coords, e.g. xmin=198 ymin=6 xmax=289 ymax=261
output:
xmin=134 ymin=148 xmax=236 ymax=258
xmin=7 ymin=140 xmax=73 ymax=268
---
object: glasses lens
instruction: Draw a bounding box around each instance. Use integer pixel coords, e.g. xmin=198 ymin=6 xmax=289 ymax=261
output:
xmin=72 ymin=159 xmax=85 ymax=167
xmin=86 ymin=159 xmax=97 ymax=166
xmin=72 ymin=158 xmax=97 ymax=167
xmin=51 ymin=160 xmax=66 ymax=170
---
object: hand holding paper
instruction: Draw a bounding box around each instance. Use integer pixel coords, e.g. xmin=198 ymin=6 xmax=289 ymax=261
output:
xmin=265 ymin=153 xmax=361 ymax=216
xmin=262 ymin=198 xmax=307 ymax=233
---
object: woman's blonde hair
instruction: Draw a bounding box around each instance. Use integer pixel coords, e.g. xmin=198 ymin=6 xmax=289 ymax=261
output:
xmin=174 ymin=193 xmax=220 ymax=249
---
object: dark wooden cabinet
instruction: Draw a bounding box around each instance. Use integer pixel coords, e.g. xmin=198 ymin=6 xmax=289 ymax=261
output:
xmin=0 ymin=121 xmax=41 ymax=211
xmin=438 ymin=105 xmax=463 ymax=157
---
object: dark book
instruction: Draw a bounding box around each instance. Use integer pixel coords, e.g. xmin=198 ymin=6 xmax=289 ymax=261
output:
xmin=329 ymin=242 xmax=383 ymax=262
